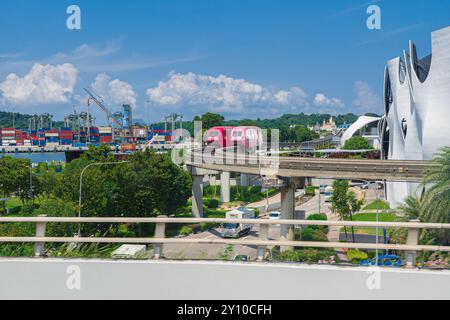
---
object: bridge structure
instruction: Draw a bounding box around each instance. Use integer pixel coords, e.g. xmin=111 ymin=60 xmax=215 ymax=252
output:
xmin=184 ymin=148 xmax=435 ymax=245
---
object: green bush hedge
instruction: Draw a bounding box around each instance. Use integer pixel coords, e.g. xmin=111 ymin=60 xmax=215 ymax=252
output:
xmin=179 ymin=226 xmax=193 ymax=237
xmin=301 ymin=227 xmax=328 ymax=242
xmin=204 ymin=197 xmax=220 ymax=209
xmin=275 ymin=248 xmax=337 ymax=263
xmin=306 ymin=213 xmax=329 ymax=234
xmin=346 ymin=249 xmax=369 ymax=264
xmin=305 ymin=186 xmax=316 ymax=196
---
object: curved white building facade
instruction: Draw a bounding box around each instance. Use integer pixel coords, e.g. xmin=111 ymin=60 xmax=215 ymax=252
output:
xmin=381 ymin=26 xmax=450 ymax=206
xmin=340 ymin=115 xmax=381 ymax=149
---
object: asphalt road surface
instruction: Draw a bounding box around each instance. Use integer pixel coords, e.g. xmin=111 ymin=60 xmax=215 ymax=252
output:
xmin=162 ymin=222 xmax=281 ymax=260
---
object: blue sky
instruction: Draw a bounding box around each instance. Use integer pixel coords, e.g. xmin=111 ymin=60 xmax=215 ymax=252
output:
xmin=0 ymin=0 xmax=449 ymax=124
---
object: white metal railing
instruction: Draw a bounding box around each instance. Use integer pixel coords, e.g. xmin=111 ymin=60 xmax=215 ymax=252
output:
xmin=1 ymin=216 xmax=449 ymax=264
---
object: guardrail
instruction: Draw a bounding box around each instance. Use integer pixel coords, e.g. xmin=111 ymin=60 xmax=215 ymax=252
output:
xmin=1 ymin=216 xmax=449 ymax=265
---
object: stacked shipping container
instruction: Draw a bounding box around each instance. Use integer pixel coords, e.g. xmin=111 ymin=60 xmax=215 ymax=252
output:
xmin=89 ymin=127 xmax=100 ymax=144
xmin=59 ymin=128 xmax=73 ymax=145
xmin=99 ymin=126 xmax=113 ymax=144
xmin=45 ymin=129 xmax=59 ymax=147
xmin=1 ymin=128 xmax=16 ymax=146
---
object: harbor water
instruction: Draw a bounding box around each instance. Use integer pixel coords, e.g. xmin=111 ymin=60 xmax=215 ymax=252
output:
xmin=0 ymin=152 xmax=66 ymax=163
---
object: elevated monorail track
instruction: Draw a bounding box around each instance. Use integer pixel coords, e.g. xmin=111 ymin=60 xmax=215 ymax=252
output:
xmin=185 ymin=149 xmax=435 ymax=181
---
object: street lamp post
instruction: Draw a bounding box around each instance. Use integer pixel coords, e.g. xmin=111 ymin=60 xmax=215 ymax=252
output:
xmin=78 ymin=161 xmax=130 ymax=236
xmin=367 ymin=182 xmax=380 ymax=266
xmin=29 ymin=163 xmax=33 ymax=203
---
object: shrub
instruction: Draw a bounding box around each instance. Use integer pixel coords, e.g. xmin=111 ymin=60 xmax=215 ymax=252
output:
xmin=311 ymin=229 xmax=328 ymax=242
xmin=276 ymin=248 xmax=337 ymax=263
xmin=301 ymin=227 xmax=315 ymax=241
xmin=307 ymin=213 xmax=329 ymax=234
xmin=307 ymin=213 xmax=327 ymax=221
xmin=179 ymin=226 xmax=193 ymax=237
xmin=204 ymin=197 xmax=220 ymax=209
xmin=301 ymin=227 xmax=328 ymax=242
xmin=305 ymin=186 xmax=316 ymax=196
xmin=347 ymin=249 xmax=369 ymax=264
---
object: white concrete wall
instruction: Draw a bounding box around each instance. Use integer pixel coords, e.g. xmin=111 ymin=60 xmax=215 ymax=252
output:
xmin=0 ymin=259 xmax=449 ymax=300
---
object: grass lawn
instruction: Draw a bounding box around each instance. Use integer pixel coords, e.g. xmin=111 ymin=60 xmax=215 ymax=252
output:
xmin=4 ymin=197 xmax=23 ymax=209
xmin=362 ymin=199 xmax=390 ymax=211
xmin=341 ymin=212 xmax=399 ymax=236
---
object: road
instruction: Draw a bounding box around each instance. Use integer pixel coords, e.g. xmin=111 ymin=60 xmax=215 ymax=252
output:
xmin=162 ymin=188 xmax=386 ymax=260
xmin=162 ymin=222 xmax=281 ymax=260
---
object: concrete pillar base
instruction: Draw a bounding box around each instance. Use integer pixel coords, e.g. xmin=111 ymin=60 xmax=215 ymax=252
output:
xmin=192 ymin=175 xmax=204 ymax=218
xmin=220 ymin=171 xmax=231 ymax=203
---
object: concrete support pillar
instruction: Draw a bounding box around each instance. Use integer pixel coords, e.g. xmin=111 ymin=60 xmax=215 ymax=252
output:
xmin=220 ymin=171 xmax=231 ymax=203
xmin=153 ymin=215 xmax=167 ymax=259
xmin=209 ymin=175 xmax=217 ymax=187
xmin=34 ymin=215 xmax=47 ymax=257
xmin=257 ymin=224 xmax=269 ymax=261
xmin=192 ymin=175 xmax=204 ymax=218
xmin=280 ymin=179 xmax=295 ymax=252
xmin=240 ymin=173 xmax=249 ymax=187
xmin=406 ymin=219 xmax=420 ymax=268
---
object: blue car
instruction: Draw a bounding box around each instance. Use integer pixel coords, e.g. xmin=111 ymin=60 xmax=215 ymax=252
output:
xmin=360 ymin=254 xmax=404 ymax=267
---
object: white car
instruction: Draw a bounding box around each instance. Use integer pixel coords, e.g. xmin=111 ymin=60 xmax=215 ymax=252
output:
xmin=268 ymin=211 xmax=281 ymax=220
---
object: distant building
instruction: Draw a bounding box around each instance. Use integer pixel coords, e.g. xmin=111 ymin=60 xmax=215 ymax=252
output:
xmin=340 ymin=116 xmax=380 ymax=149
xmin=321 ymin=116 xmax=337 ymax=132
xmin=307 ymin=122 xmax=321 ymax=133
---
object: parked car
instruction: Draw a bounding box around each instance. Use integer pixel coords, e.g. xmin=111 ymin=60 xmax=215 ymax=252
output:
xmin=234 ymin=255 xmax=250 ymax=262
xmin=324 ymin=186 xmax=333 ymax=202
xmin=268 ymin=211 xmax=281 ymax=220
xmin=360 ymin=254 xmax=404 ymax=267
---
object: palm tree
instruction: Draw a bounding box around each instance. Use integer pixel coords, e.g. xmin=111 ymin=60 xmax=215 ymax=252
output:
xmin=420 ymin=146 xmax=450 ymax=244
xmin=397 ymin=194 xmax=423 ymax=220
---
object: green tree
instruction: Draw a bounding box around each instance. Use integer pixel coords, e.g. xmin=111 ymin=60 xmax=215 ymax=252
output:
xmin=33 ymin=198 xmax=78 ymax=237
xmin=0 ymin=157 xmax=35 ymax=204
xmin=397 ymin=194 xmax=422 ymax=220
xmin=36 ymin=169 xmax=60 ymax=199
xmin=193 ymin=112 xmax=225 ymax=129
xmin=342 ymin=136 xmax=373 ymax=150
xmin=420 ymin=146 xmax=450 ymax=243
xmin=330 ymin=180 xmax=363 ymax=242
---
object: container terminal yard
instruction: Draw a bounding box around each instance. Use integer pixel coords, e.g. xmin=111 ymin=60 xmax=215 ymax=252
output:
xmin=0 ymin=88 xmax=183 ymax=154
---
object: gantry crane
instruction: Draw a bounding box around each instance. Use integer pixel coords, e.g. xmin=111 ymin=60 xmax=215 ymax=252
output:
xmin=83 ymin=87 xmax=124 ymax=129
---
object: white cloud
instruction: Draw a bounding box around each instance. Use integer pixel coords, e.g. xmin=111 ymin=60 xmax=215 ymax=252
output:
xmin=146 ymin=72 xmax=310 ymax=116
xmin=313 ymin=93 xmax=344 ymax=108
xmin=0 ymin=63 xmax=78 ymax=105
xmin=49 ymin=42 xmax=121 ymax=63
xmin=91 ymin=73 xmax=138 ymax=107
xmin=352 ymin=80 xmax=382 ymax=113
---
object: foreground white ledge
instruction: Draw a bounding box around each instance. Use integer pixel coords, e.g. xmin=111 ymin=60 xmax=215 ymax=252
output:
xmin=0 ymin=258 xmax=448 ymax=300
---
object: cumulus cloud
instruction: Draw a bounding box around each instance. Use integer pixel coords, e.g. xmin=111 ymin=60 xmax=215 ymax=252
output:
xmin=313 ymin=93 xmax=344 ymax=108
xmin=0 ymin=63 xmax=78 ymax=105
xmin=91 ymin=73 xmax=138 ymax=107
xmin=352 ymin=81 xmax=382 ymax=113
xmin=146 ymin=72 xmax=309 ymax=116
